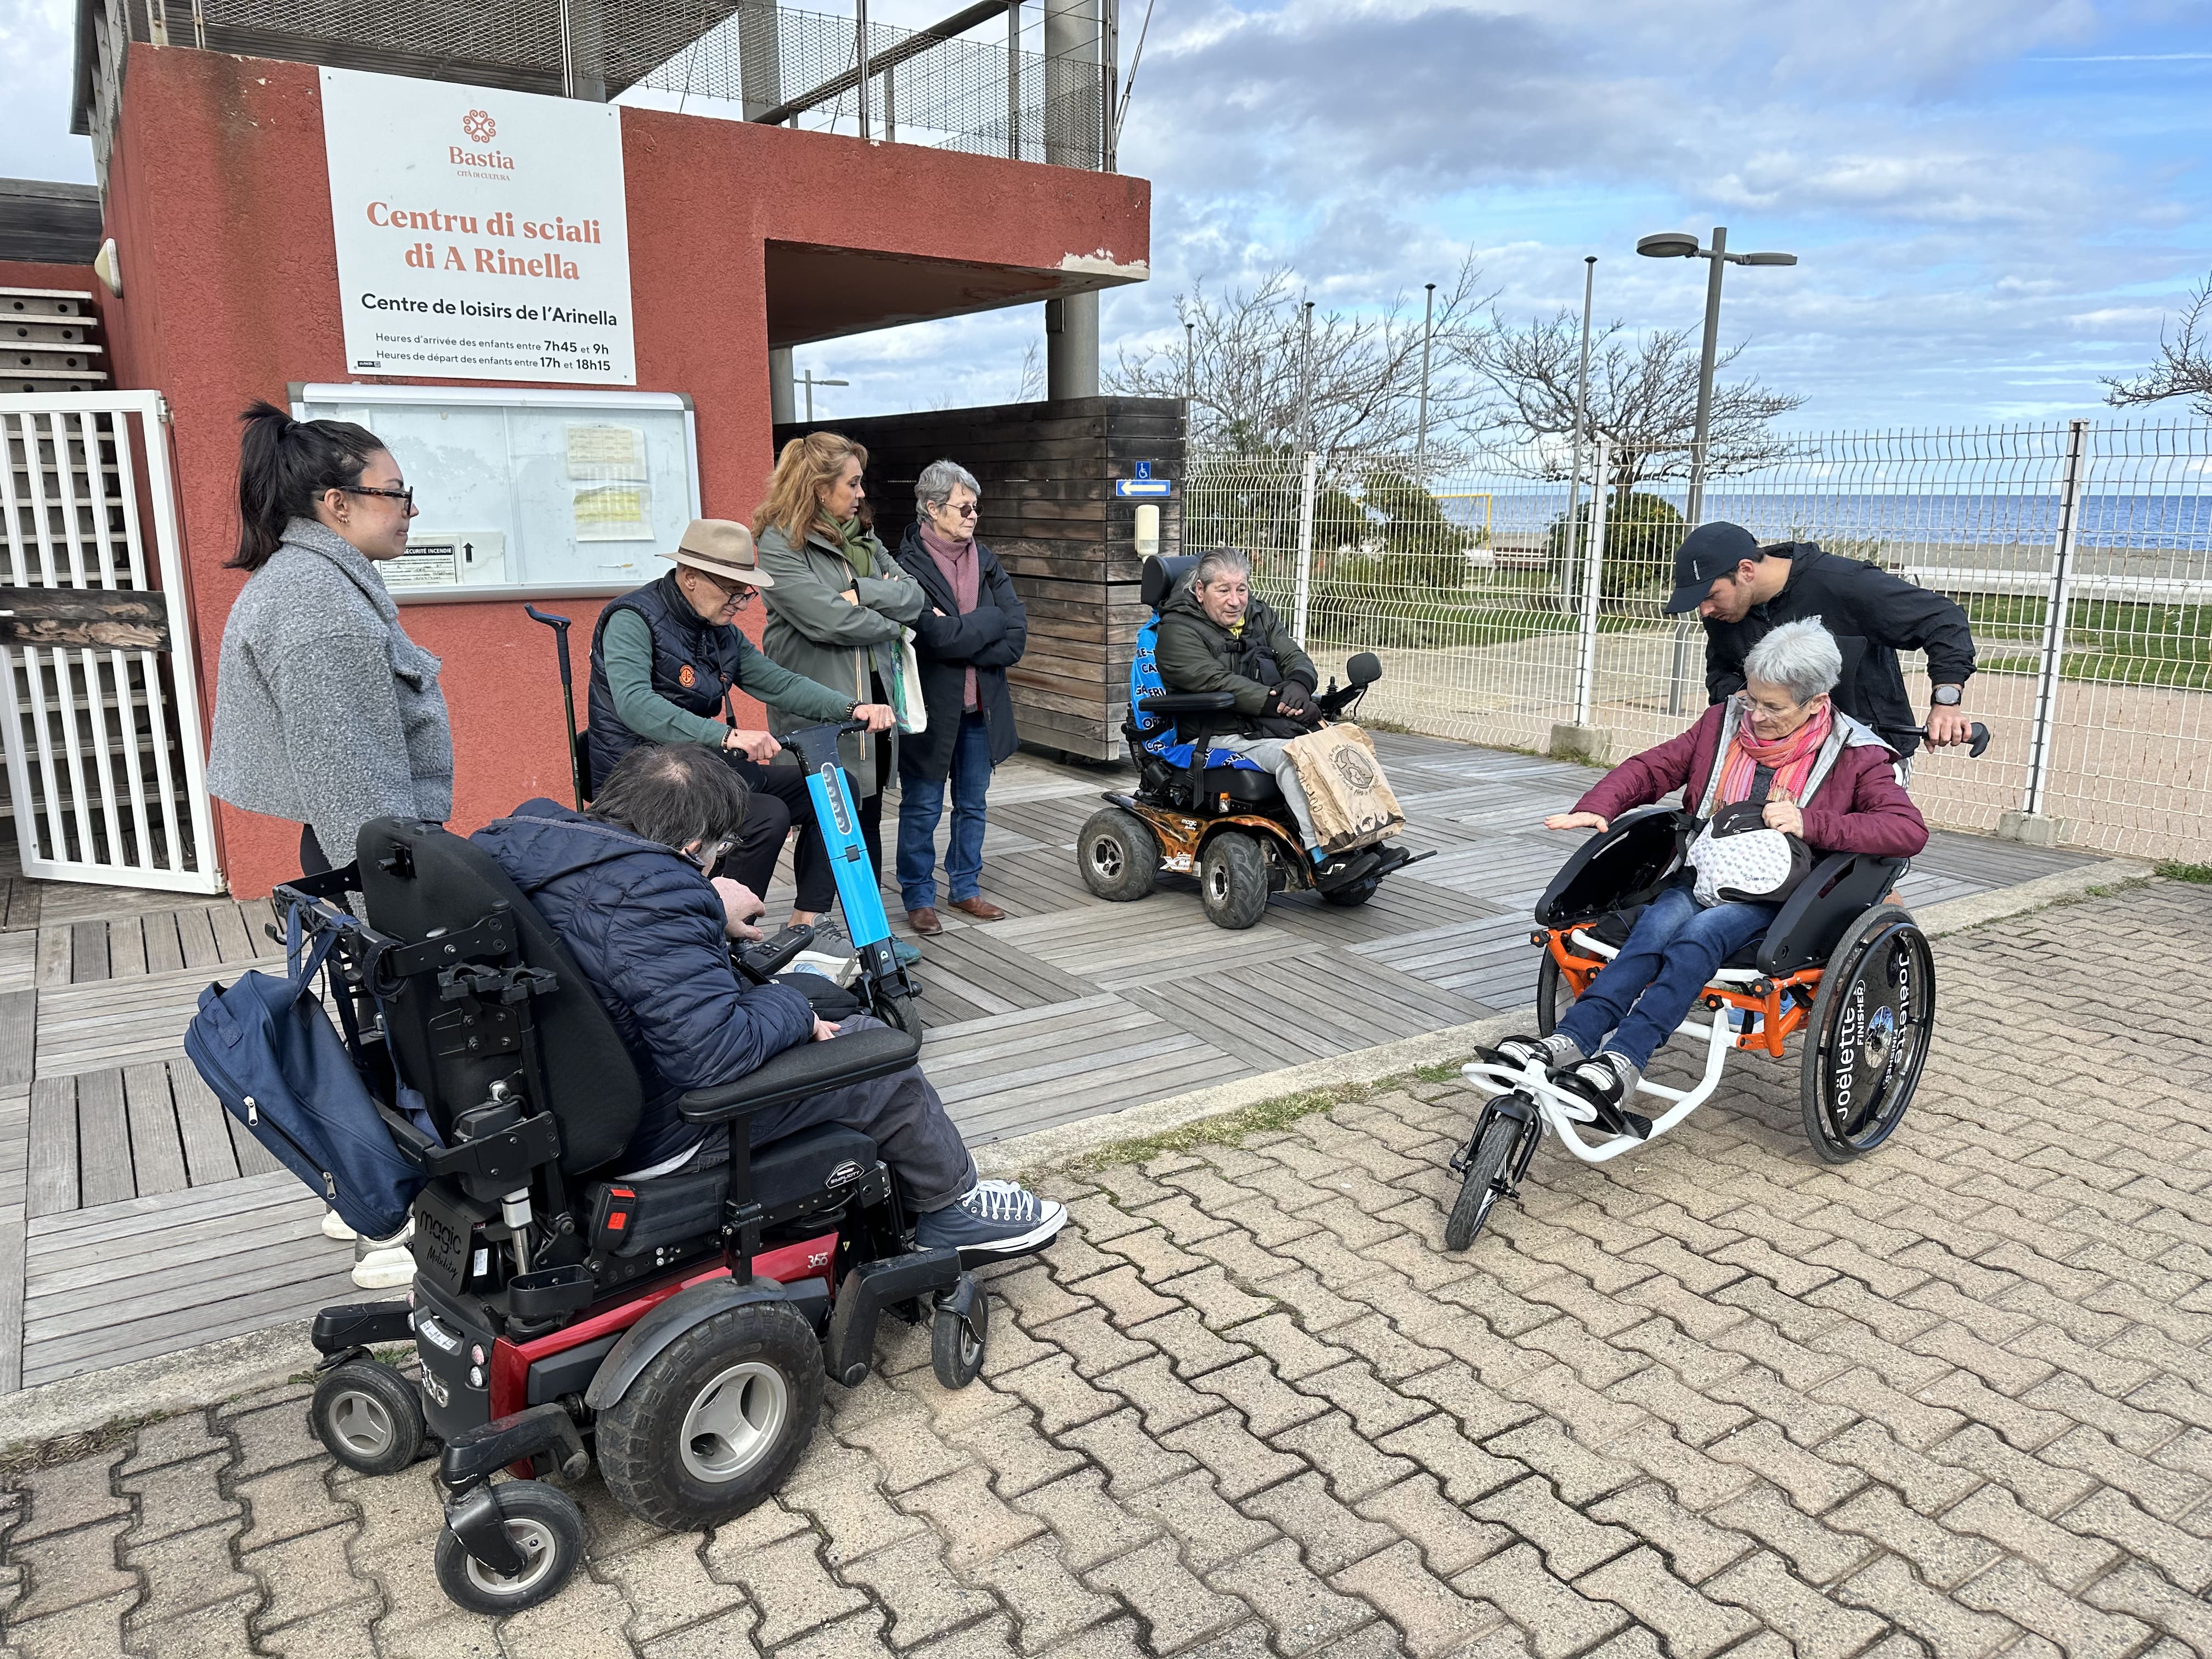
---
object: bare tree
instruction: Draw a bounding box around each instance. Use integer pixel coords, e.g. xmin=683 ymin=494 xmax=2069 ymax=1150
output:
xmin=1110 ymin=254 xmax=1491 ymax=456
xmin=1016 ymin=339 xmax=1045 ymax=403
xmin=2105 ymin=273 xmax=2212 ymax=417
xmin=1453 ymin=309 xmax=1804 ymax=488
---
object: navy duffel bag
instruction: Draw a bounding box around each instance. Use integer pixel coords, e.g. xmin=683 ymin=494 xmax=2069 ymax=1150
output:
xmin=184 ymin=905 xmax=422 ymax=1239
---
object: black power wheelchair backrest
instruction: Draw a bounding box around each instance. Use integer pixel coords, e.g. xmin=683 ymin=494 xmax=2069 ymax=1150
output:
xmin=353 ymin=818 xmax=641 ymax=1176
xmin=1141 ymin=552 xmax=1199 ymax=613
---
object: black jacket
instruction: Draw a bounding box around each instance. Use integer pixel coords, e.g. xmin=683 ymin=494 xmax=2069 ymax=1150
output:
xmin=891 ymin=523 xmax=1028 ymax=780
xmin=472 ymin=800 xmax=815 ymax=1172
xmin=1702 ymin=542 xmax=1976 ymax=758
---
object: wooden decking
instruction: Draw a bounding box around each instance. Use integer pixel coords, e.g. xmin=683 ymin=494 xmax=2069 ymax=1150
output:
xmin=0 ymin=731 xmax=2097 ymax=1397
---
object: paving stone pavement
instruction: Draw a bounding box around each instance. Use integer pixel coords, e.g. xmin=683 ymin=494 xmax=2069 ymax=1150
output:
xmin=3 ymin=879 xmax=2210 ymax=1658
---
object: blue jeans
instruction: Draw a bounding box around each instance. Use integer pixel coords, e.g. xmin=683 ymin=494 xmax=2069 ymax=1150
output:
xmin=1557 ymin=879 xmax=1779 ymax=1070
xmin=898 ymin=712 xmax=993 ymax=911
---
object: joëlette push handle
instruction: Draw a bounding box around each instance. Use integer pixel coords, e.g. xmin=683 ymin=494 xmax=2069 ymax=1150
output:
xmin=1888 ymin=721 xmax=1991 ymax=759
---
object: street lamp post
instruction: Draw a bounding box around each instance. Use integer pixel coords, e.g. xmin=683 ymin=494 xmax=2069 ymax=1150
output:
xmin=1415 ymin=281 xmax=1436 ymax=469
xmin=799 ymin=368 xmax=849 ymax=422
xmin=1635 ymin=225 xmax=1796 ymax=710
xmin=1564 ymin=256 xmax=1596 ymax=610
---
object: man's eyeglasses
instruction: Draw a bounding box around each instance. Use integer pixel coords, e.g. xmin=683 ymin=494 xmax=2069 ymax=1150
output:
xmin=342 ymin=484 xmax=417 ymax=513
xmin=696 ymin=569 xmax=758 ymax=607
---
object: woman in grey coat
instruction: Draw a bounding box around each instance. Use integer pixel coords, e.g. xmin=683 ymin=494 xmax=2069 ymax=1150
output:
xmin=207 ymin=402 xmax=453 ymax=878
xmin=754 ymin=431 xmax=924 ymax=920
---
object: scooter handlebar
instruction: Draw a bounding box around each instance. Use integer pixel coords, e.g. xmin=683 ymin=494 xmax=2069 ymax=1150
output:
xmin=523 ymin=604 xmax=572 ymax=630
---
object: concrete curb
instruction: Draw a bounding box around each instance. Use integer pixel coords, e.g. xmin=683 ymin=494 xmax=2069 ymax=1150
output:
xmin=0 ymin=854 xmax=2148 ymax=1453
xmin=975 ymin=1012 xmax=1523 ymax=1180
xmin=1 ymin=1327 xmax=321 ymax=1459
xmin=1911 ymin=855 xmax=2153 ymax=940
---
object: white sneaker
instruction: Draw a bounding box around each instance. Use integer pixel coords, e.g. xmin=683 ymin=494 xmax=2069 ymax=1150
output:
xmin=352 ymin=1246 xmax=416 ymax=1290
xmin=321 ymin=1209 xmax=359 ymax=1242
xmin=355 ymin=1218 xmax=414 ymax=1259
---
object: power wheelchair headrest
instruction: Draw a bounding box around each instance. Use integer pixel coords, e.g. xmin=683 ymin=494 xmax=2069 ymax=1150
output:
xmin=354 ymin=818 xmax=644 ymax=1175
xmin=1141 ymin=554 xmax=1199 ymax=613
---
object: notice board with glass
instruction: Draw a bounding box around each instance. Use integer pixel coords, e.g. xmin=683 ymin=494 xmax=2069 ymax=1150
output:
xmin=289 ymin=385 xmax=699 ymax=601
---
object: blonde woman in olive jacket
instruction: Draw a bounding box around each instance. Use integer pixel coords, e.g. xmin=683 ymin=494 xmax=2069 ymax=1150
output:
xmin=755 ymin=431 xmax=923 ymax=895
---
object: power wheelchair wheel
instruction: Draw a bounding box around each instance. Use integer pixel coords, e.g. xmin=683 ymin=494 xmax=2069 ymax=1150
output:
xmin=931 ymin=1279 xmax=989 ymax=1390
xmin=1444 ymin=1111 xmax=1523 ymax=1251
xmin=311 ymin=1359 xmax=426 ymax=1476
xmin=1077 ymin=808 xmax=1160 ymax=902
xmin=1320 ymin=876 xmax=1379 ymax=908
xmin=432 ymin=1480 xmax=584 ymax=1615
xmin=594 ymin=1301 xmax=823 ymax=1532
xmin=1198 ymin=832 xmax=1269 ymax=930
xmin=1802 ymin=905 xmax=1934 ymax=1164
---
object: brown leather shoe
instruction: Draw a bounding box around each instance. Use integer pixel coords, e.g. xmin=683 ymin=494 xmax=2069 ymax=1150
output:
xmin=948 ymin=896 xmax=1007 ymax=921
xmin=906 ymin=907 xmax=944 ymax=935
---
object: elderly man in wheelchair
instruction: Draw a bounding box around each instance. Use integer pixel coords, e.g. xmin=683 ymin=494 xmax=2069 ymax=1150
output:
xmin=1078 ymin=549 xmax=1423 ymax=928
xmin=1448 ymin=618 xmax=1968 ymax=1251
xmin=257 ymin=742 xmax=1063 ymax=1615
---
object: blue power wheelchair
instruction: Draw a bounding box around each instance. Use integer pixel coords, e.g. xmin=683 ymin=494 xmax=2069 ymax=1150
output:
xmin=1076 ymin=554 xmax=1428 ymax=928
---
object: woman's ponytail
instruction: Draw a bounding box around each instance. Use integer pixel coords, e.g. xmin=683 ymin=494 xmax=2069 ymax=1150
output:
xmin=231 ymin=399 xmax=387 ymax=571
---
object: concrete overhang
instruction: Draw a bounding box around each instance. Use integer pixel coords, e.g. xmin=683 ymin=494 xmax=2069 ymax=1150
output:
xmin=765 ymin=241 xmax=1148 ymax=348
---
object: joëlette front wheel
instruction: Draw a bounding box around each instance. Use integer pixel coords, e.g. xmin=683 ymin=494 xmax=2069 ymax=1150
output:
xmin=1802 ymin=906 xmax=1934 ymax=1164
xmin=432 ymin=1481 xmax=584 ymax=1616
xmin=593 ymin=1301 xmax=824 ymax=1532
xmin=1077 ymin=808 xmax=1160 ymax=902
xmin=1444 ymin=1112 xmax=1523 ymax=1251
xmin=1198 ymin=832 xmax=1269 ymax=929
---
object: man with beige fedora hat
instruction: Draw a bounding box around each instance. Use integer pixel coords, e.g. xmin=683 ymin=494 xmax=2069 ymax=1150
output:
xmin=586 ymin=517 xmax=896 ymax=930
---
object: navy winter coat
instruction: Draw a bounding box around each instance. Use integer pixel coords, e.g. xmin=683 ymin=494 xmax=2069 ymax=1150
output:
xmin=472 ymin=799 xmax=816 ymax=1172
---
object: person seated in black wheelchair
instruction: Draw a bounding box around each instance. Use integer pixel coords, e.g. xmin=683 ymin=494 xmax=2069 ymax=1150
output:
xmin=1493 ymin=619 xmax=1928 ymax=1126
xmin=1154 ymin=546 xmax=1409 ymax=889
xmin=472 ymin=741 xmax=1066 ymax=1262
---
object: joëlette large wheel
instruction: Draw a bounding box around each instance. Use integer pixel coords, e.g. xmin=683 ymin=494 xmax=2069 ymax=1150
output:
xmin=594 ymin=1301 xmax=823 ymax=1532
xmin=310 ymin=1360 xmax=426 ymax=1476
xmin=1533 ymin=952 xmax=1578 ymax=1038
xmin=1077 ymin=808 xmax=1160 ymax=902
xmin=1444 ymin=1112 xmax=1523 ymax=1252
xmin=433 ymin=1481 xmax=584 ymax=1616
xmin=1802 ymin=905 xmax=1934 ymax=1164
xmin=1198 ymin=832 xmax=1269 ymax=930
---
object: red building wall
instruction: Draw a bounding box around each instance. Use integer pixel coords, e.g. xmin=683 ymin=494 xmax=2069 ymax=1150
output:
xmin=11 ymin=47 xmax=1148 ymax=896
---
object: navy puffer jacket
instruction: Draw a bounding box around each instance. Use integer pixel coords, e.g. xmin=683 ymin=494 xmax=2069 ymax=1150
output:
xmin=472 ymin=799 xmax=816 ymax=1172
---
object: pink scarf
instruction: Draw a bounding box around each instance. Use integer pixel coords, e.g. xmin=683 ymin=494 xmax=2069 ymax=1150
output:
xmin=1716 ymin=698 xmax=1831 ymax=808
xmin=919 ymin=522 xmax=981 ymax=712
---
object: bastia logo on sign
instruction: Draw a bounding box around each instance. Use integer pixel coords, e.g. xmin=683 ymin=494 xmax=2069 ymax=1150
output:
xmin=452 ymin=109 xmax=516 ymax=171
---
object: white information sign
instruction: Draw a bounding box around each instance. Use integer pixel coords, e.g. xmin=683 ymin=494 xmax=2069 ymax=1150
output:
xmin=321 ymin=69 xmax=636 ymax=385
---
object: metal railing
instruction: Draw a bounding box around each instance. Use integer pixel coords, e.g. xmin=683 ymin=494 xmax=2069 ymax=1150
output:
xmin=1188 ymin=421 xmax=2212 ymax=864
xmin=93 ymin=0 xmax=1109 ymax=174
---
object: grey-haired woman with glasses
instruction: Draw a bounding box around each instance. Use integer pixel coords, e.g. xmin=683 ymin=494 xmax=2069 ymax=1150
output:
xmin=208 ymin=400 xmax=454 ymax=879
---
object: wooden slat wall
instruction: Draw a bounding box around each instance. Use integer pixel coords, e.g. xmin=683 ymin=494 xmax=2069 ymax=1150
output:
xmin=773 ymin=396 xmax=1186 ymax=760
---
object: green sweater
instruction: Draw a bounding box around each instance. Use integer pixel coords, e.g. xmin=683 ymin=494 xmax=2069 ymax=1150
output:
xmin=600 ymin=607 xmax=855 ymax=747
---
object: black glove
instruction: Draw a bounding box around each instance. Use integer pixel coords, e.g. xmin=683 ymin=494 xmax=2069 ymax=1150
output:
xmin=1268 ymin=680 xmax=1314 ymax=719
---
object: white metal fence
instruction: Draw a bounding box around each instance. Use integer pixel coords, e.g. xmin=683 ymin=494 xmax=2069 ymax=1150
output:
xmin=1188 ymin=421 xmax=2212 ymax=865
xmin=0 ymin=392 xmax=222 ymax=892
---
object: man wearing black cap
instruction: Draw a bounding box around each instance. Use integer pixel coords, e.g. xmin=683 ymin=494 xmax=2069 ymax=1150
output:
xmin=1665 ymin=523 xmax=1978 ymax=763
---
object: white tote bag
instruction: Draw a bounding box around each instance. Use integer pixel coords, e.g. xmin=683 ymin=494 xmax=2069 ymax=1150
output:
xmin=890 ymin=629 xmax=929 ymax=736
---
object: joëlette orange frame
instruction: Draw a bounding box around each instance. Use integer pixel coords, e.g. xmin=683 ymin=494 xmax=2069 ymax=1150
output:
xmin=1544 ymin=928 xmax=1825 ymax=1060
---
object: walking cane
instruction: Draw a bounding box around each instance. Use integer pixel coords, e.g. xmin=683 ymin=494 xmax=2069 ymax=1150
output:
xmin=524 ymin=605 xmax=588 ymax=808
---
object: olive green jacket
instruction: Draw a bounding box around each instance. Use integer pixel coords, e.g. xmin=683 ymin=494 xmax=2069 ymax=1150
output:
xmin=757 ymin=520 xmax=925 ymax=797
xmin=1153 ymin=583 xmax=1318 ymax=736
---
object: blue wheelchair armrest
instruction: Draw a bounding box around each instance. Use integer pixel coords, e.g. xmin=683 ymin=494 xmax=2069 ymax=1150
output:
xmin=678 ymin=1024 xmax=923 ymax=1125
xmin=1139 ymin=691 xmax=1238 ymax=715
xmin=1755 ymin=852 xmax=1906 ymax=978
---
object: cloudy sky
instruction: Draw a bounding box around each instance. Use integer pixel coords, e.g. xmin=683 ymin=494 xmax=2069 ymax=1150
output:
xmin=5 ymin=0 xmax=2208 ymax=433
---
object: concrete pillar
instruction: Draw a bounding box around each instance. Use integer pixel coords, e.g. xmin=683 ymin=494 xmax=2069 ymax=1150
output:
xmin=769 ymin=347 xmax=795 ymax=425
xmin=1042 ymin=0 xmax=1099 ymax=167
xmin=738 ymin=0 xmax=785 ymax=119
xmin=1046 ymin=293 xmax=1098 ymax=399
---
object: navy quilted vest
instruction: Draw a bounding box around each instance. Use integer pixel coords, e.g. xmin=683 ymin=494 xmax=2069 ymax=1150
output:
xmin=586 ymin=573 xmax=747 ymax=784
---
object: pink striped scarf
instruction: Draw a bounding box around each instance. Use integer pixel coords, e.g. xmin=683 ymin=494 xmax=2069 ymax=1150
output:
xmin=1716 ymin=698 xmax=1831 ymax=807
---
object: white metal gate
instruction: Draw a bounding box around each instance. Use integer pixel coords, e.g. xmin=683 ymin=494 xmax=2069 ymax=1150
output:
xmin=0 ymin=391 xmax=221 ymax=893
